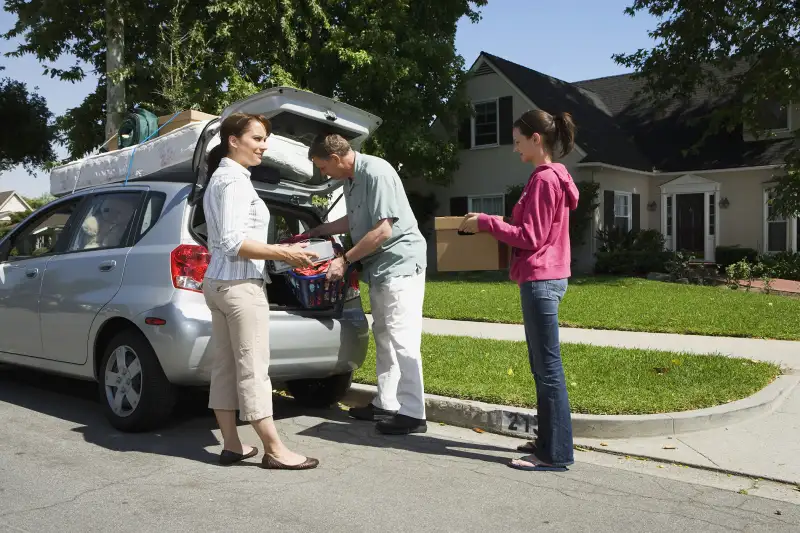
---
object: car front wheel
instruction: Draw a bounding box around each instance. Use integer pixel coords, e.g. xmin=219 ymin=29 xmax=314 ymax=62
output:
xmin=286 ymin=371 xmax=354 ymax=408
xmin=98 ymin=329 xmax=176 ymax=432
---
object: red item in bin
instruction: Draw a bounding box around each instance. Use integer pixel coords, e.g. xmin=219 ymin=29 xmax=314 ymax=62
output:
xmin=278 ymin=232 xmax=311 ymax=245
xmin=278 ymin=234 xmax=358 ymax=309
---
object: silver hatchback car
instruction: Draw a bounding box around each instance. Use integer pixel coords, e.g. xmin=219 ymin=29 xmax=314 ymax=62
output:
xmin=0 ymin=88 xmax=379 ymax=432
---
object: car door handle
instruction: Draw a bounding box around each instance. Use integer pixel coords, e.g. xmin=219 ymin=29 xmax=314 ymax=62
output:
xmin=25 ymin=268 xmax=38 ymax=278
xmin=98 ymin=260 xmax=117 ymax=272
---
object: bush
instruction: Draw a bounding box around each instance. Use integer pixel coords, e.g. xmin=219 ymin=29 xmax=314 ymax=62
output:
xmin=715 ymin=246 xmax=759 ymax=269
xmin=596 ymin=228 xmax=666 ymax=253
xmin=595 ymin=251 xmax=674 ymax=275
xmin=594 ymin=228 xmax=672 ymax=275
xmin=759 ymin=252 xmax=800 ymax=281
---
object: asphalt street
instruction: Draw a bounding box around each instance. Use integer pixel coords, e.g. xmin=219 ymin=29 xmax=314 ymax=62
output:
xmin=1 ymin=365 xmax=798 ymax=533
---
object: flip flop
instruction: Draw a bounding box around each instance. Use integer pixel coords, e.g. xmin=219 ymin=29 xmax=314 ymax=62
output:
xmin=219 ymin=446 xmax=259 ymax=466
xmin=508 ymin=455 xmax=568 ymax=472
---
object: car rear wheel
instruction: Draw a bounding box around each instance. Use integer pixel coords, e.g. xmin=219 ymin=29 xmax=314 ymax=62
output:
xmin=98 ymin=329 xmax=176 ymax=432
xmin=286 ymin=371 xmax=353 ymax=408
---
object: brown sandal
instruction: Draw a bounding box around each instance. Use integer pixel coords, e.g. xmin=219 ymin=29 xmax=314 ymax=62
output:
xmin=261 ymin=455 xmax=320 ymax=470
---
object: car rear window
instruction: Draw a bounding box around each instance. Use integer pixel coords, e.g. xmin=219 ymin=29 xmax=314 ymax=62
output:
xmin=135 ymin=192 xmax=167 ymax=243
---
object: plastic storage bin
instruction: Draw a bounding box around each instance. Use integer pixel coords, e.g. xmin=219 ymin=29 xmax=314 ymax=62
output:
xmin=287 ymin=270 xmax=346 ymax=309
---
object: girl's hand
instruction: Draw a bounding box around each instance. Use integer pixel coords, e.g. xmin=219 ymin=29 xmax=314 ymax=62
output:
xmin=459 ymin=213 xmax=481 ymax=234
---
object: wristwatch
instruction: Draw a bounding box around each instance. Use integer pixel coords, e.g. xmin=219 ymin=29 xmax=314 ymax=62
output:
xmin=342 ymin=253 xmax=352 ymax=266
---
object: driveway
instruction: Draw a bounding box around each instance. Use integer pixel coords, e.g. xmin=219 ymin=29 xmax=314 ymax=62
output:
xmin=1 ymin=365 xmax=798 ymax=532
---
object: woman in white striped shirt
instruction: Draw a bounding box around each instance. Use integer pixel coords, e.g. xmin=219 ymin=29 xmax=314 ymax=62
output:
xmin=202 ymin=112 xmax=320 ymax=470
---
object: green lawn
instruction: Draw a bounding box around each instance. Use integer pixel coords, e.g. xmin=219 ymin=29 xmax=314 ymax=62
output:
xmin=360 ymin=273 xmax=800 ymax=340
xmin=353 ymin=334 xmax=781 ymax=415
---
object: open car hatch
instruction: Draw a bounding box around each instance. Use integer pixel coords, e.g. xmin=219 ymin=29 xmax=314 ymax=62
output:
xmin=190 ymin=87 xmax=382 ymax=206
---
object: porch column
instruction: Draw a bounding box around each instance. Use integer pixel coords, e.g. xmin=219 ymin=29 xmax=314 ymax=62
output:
xmin=661 ymin=192 xmax=673 ymax=251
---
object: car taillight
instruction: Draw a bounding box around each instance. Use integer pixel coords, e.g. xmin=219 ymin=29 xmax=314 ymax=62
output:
xmin=171 ymin=244 xmax=210 ymax=292
xmin=344 ymin=270 xmax=361 ymax=301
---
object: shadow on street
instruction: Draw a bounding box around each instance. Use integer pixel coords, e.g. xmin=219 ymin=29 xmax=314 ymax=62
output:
xmin=0 ymin=364 xmax=515 ymax=467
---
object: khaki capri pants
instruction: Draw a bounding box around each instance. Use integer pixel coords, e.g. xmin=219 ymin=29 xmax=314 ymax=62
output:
xmin=202 ymin=278 xmax=273 ymax=421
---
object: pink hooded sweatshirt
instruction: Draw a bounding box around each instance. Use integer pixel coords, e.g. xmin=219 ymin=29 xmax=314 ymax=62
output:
xmin=478 ymin=163 xmax=580 ymax=284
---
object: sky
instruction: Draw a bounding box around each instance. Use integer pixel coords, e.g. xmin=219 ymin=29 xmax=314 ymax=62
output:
xmin=0 ymin=0 xmax=660 ymax=198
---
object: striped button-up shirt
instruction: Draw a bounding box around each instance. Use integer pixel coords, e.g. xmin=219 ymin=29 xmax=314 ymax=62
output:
xmin=203 ymin=157 xmax=271 ymax=282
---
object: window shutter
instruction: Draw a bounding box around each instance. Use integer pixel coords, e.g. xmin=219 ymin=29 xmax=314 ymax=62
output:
xmin=604 ymin=190 xmax=615 ymax=230
xmin=458 ymin=118 xmax=471 ymax=149
xmin=450 ymin=196 xmax=468 ymax=216
xmin=499 ymin=96 xmax=514 ymax=145
xmin=632 ymin=194 xmax=641 ymax=232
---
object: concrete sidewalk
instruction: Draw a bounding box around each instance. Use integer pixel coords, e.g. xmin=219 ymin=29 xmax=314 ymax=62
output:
xmin=412 ymin=317 xmax=800 ymax=371
xmin=365 ymin=315 xmax=800 ymax=484
xmin=576 ymin=383 xmax=800 ymax=485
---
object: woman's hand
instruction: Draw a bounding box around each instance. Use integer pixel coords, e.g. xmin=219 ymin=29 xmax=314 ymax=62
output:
xmin=459 ymin=213 xmax=482 ymax=234
xmin=281 ymin=245 xmax=319 ymax=268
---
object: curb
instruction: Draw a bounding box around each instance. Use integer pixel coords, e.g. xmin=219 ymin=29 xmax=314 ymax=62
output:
xmin=342 ymin=374 xmax=799 ymax=439
xmin=572 ymin=444 xmax=800 ymax=487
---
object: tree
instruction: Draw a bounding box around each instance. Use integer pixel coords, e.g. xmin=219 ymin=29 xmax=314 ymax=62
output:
xmin=0 ymin=68 xmax=56 ymax=173
xmin=613 ymin=1 xmax=800 ymax=218
xmin=3 ymin=1 xmax=487 ymax=184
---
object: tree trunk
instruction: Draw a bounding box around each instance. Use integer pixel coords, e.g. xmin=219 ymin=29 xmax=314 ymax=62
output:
xmin=105 ymin=0 xmax=126 ymax=141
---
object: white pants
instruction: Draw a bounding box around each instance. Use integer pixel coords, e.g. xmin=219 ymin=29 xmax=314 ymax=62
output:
xmin=369 ymin=270 xmax=426 ymax=419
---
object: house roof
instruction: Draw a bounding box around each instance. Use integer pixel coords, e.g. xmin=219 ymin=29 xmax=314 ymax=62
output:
xmin=476 ymin=52 xmax=795 ymax=173
xmin=0 ymin=191 xmax=15 ymax=209
xmin=0 ymin=190 xmax=31 ymax=213
xmin=480 ymin=53 xmax=654 ymax=171
xmin=574 ymin=73 xmax=796 ymax=172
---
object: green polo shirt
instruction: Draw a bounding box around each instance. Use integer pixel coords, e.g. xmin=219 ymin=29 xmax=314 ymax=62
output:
xmin=345 ymin=152 xmax=427 ymax=284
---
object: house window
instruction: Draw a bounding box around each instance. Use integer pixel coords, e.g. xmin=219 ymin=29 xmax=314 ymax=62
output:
xmin=614 ymin=192 xmax=632 ymax=232
xmin=755 ymin=100 xmax=790 ymax=132
xmin=473 ymin=100 xmax=499 ymax=147
xmin=666 ymin=196 xmax=673 ymax=236
xmin=709 ymin=193 xmax=715 ymax=236
xmin=765 ymin=190 xmax=790 ymax=252
xmin=468 ymin=195 xmax=504 ymax=216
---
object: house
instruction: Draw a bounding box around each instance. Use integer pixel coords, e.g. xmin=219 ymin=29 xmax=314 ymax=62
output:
xmin=0 ymin=191 xmax=31 ymax=223
xmin=413 ymin=52 xmax=800 ymax=272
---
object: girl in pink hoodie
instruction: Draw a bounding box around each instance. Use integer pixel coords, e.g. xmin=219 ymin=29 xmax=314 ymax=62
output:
xmin=460 ymin=110 xmax=579 ymax=472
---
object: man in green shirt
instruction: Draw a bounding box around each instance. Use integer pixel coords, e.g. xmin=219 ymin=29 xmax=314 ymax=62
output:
xmin=308 ymin=133 xmax=427 ymax=435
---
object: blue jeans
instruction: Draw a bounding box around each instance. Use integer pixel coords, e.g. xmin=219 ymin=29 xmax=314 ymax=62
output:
xmin=520 ymin=279 xmax=574 ymax=467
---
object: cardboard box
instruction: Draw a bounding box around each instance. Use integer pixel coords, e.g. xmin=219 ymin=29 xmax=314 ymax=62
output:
xmin=434 ymin=217 xmax=511 ymax=272
xmin=157 ymin=110 xmax=218 ymax=137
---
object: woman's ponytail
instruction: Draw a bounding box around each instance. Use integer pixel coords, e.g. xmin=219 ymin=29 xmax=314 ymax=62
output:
xmin=553 ymin=112 xmax=576 ymax=158
xmin=206 ymin=143 xmax=227 ymax=181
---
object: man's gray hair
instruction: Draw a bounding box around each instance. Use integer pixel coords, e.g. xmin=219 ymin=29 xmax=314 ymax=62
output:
xmin=308 ymin=133 xmax=352 ymax=160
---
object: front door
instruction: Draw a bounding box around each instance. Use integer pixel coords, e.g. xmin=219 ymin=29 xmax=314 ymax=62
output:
xmin=676 ymin=193 xmax=705 ymax=258
xmin=0 ymin=197 xmax=85 ymax=358
xmin=39 ymin=190 xmax=144 ymax=365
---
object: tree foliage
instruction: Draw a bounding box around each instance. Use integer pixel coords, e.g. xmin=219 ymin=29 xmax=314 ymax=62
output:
xmin=0 ymin=68 xmax=56 ymax=173
xmin=613 ymin=0 xmax=800 ymax=217
xmin=3 ymin=0 xmax=487 ymax=184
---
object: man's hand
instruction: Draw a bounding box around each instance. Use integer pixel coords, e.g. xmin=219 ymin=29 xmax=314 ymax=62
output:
xmin=459 ymin=213 xmax=482 ymax=234
xmin=326 ymin=256 xmax=346 ymax=282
